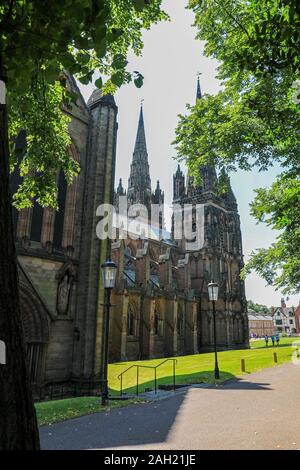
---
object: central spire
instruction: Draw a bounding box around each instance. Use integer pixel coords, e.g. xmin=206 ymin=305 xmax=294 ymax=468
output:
xmin=133 ymin=103 xmax=148 ymax=160
xmin=185 ymin=75 xmax=217 ymax=197
xmin=128 ymin=103 xmax=152 ymax=208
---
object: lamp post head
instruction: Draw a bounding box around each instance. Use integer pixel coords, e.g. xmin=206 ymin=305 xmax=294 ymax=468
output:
xmin=207 ymin=280 xmax=219 ymax=302
xmin=101 ymin=259 xmax=117 ymax=289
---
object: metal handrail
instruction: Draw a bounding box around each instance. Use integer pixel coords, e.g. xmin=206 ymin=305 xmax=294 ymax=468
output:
xmin=118 ymin=358 xmax=178 ymax=396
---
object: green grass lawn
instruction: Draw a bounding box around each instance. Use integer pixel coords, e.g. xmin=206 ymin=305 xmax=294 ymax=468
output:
xmin=36 ymin=396 xmax=144 ymax=426
xmin=108 ymin=336 xmax=300 ymax=395
xmin=36 ymin=336 xmax=300 ymax=426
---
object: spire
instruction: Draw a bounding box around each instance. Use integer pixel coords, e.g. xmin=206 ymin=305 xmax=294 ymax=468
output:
xmin=175 ymin=164 xmax=182 ymax=177
xmin=133 ymin=102 xmax=148 ymax=159
xmin=128 ymin=103 xmax=152 ymax=208
xmin=173 ymin=164 xmax=185 ymax=200
xmin=196 ymin=74 xmax=202 ymax=101
xmin=153 ymin=179 xmax=164 ymax=204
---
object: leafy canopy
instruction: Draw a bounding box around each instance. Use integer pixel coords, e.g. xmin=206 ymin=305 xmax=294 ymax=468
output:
xmin=1 ymin=0 xmax=167 ymax=208
xmin=8 ymin=79 xmax=76 ymax=209
xmin=174 ymin=0 xmax=300 ymax=293
xmin=1 ymin=0 xmax=167 ymax=94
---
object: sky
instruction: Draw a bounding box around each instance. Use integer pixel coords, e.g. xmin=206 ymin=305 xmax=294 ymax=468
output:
xmin=78 ymin=0 xmax=299 ymax=308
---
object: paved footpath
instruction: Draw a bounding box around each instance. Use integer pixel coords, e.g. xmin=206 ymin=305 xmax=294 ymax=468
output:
xmin=40 ymin=362 xmax=300 ymax=450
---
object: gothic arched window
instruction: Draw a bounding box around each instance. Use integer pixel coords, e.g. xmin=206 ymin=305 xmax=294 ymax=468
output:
xmin=124 ymin=245 xmax=136 ymax=286
xmin=154 ymin=311 xmax=159 ymax=335
xmin=30 ymin=203 xmax=44 ymax=242
xmin=150 ymin=259 xmax=159 ymax=287
xmin=10 ymin=167 xmax=22 ymax=236
xmin=177 ymin=307 xmax=184 ymax=336
xmin=154 ymin=310 xmax=163 ymax=337
xmin=53 ymin=171 xmax=68 ymax=250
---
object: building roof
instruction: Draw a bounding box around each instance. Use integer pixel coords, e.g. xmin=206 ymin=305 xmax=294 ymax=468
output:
xmin=248 ymin=314 xmax=273 ymax=321
xmin=87 ymin=89 xmax=116 ymax=109
xmin=273 ymin=306 xmax=295 ymax=317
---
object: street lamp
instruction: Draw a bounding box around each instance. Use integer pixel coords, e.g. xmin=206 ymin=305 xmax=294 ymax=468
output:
xmin=100 ymin=259 xmax=117 ymax=406
xmin=207 ymin=280 xmax=220 ymax=380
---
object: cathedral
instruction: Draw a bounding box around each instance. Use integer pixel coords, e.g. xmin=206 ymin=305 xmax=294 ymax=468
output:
xmin=11 ymin=74 xmax=249 ymax=392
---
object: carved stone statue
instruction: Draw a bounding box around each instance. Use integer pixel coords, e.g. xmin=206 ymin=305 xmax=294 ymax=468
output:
xmin=57 ymin=272 xmax=71 ymax=315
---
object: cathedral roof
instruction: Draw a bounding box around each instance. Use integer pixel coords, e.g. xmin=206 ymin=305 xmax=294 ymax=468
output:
xmin=87 ymin=88 xmax=102 ymax=107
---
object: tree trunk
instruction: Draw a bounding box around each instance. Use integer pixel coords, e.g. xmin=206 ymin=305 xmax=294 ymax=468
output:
xmin=0 ymin=59 xmax=40 ymax=449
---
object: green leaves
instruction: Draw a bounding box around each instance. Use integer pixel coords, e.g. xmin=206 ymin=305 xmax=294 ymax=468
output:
xmin=8 ymin=79 xmax=79 ymax=210
xmin=111 ymin=71 xmax=124 ymax=87
xmin=95 ymin=77 xmax=103 ymax=89
xmin=1 ymin=0 xmax=166 ymax=97
xmin=133 ymin=0 xmax=147 ymax=13
xmin=133 ymin=71 xmax=144 ymax=88
xmin=2 ymin=0 xmax=167 ymax=214
xmin=76 ymin=52 xmax=90 ymax=65
xmin=78 ymin=72 xmax=93 ymax=85
xmin=112 ymin=53 xmax=128 ymax=70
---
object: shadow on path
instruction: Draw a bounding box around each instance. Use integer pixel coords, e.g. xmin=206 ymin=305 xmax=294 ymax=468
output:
xmin=40 ymin=371 xmax=272 ymax=450
xmin=40 ymin=393 xmax=187 ymax=450
xmin=217 ymin=377 xmax=272 ymax=390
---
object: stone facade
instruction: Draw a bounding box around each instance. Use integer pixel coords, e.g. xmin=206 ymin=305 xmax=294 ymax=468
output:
xmin=12 ymin=74 xmax=118 ymax=388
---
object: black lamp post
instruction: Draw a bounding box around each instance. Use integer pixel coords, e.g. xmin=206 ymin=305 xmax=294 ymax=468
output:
xmin=207 ymin=280 xmax=220 ymax=380
xmin=100 ymin=259 xmax=117 ymax=406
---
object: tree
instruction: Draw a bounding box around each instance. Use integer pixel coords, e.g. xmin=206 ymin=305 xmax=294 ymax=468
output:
xmin=243 ymin=176 xmax=300 ymax=294
xmin=0 ymin=0 xmax=166 ymax=450
xmin=174 ymin=0 xmax=300 ymax=293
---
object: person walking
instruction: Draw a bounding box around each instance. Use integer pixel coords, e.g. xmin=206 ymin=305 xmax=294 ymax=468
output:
xmin=276 ymin=333 xmax=280 ymax=346
xmin=271 ymin=335 xmax=275 ymax=346
xmin=265 ymin=335 xmax=269 ymax=347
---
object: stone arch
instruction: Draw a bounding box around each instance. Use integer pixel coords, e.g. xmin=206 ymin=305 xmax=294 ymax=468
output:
xmin=19 ymin=282 xmax=50 ymax=384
